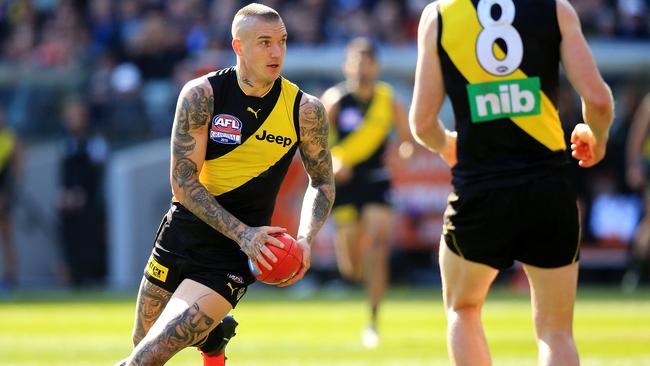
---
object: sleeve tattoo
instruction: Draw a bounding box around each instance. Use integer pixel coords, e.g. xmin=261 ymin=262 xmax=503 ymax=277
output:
xmin=170 ymin=82 xmax=250 ymax=244
xmin=297 ymin=94 xmax=335 ymax=243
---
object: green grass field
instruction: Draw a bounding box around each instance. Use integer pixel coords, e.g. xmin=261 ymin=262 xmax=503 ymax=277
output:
xmin=1 ymin=286 xmax=649 ymax=365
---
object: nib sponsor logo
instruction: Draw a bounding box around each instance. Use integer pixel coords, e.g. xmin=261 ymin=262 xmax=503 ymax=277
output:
xmin=467 ymin=77 xmax=541 ymax=123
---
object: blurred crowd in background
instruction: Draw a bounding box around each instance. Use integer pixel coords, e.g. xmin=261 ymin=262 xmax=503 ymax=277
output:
xmin=0 ymin=0 xmax=649 ymax=290
xmin=0 ymin=0 xmax=648 ymax=140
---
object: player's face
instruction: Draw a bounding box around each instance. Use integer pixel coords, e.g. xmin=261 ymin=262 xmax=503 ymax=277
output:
xmin=240 ymin=19 xmax=287 ymax=83
xmin=344 ymin=52 xmax=378 ymax=84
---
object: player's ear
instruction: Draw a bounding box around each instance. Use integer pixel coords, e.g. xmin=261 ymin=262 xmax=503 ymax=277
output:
xmin=232 ymin=38 xmax=242 ymax=56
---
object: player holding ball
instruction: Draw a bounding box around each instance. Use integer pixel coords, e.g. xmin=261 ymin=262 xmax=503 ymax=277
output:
xmin=249 ymin=233 xmax=304 ymax=285
xmin=116 ymin=3 xmax=334 ymax=366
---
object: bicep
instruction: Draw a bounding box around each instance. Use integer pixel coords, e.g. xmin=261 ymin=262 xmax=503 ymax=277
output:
xmin=411 ymin=4 xmax=445 ymax=126
xmin=298 ymin=94 xmax=333 ymax=185
xmin=170 ymin=82 xmax=212 ymax=190
xmin=557 ymin=0 xmax=607 ymax=102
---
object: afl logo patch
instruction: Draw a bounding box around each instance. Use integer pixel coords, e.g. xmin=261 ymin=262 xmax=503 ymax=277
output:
xmin=211 ymin=114 xmax=242 ymax=144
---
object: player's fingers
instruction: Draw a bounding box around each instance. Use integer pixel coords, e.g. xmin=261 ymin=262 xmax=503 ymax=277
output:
xmin=256 ymin=253 xmax=273 ymax=270
xmin=278 ymin=265 xmax=306 ymax=287
xmin=264 ymin=235 xmax=285 ymax=249
xmin=578 ymin=157 xmax=596 ymax=168
xmin=571 ymin=148 xmax=590 ymax=159
xmin=572 ymin=142 xmax=591 ymax=156
xmin=296 ymin=263 xmax=309 ymax=279
xmin=258 ymin=242 xmax=278 ymax=263
xmin=263 ymin=226 xmax=287 ymax=235
xmin=572 ymin=141 xmax=590 ymax=150
xmin=570 ymin=125 xmax=583 ymax=144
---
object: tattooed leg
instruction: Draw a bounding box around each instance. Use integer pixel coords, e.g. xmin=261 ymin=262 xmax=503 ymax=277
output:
xmin=124 ymin=279 xmax=233 ymax=366
xmin=132 ymin=278 xmax=172 ymax=346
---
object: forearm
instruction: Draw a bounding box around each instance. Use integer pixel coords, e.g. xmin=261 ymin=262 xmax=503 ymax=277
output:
xmin=172 ymin=157 xmax=247 ymax=242
xmin=174 ymin=178 xmax=249 ymax=243
xmin=297 ymin=181 xmax=334 ymax=244
xmin=297 ymin=92 xmax=335 ymax=244
xmin=581 ymin=86 xmax=614 ymax=143
xmin=411 ymin=117 xmax=449 ymax=153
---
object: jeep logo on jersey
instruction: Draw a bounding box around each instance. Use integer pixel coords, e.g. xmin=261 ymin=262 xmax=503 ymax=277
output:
xmin=255 ymin=129 xmax=293 ymax=147
xmin=467 ymin=77 xmax=541 ymax=123
xmin=210 ymin=114 xmax=242 ymax=144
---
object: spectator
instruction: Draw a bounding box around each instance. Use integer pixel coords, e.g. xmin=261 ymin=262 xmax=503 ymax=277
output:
xmin=57 ymin=98 xmax=109 ymax=287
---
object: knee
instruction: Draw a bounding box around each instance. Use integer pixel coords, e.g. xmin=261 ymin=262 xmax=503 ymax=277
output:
xmin=446 ymin=301 xmax=483 ymax=319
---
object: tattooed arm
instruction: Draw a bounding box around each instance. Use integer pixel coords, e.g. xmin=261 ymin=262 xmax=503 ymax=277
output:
xmin=170 ymin=77 xmax=285 ymax=270
xmin=280 ymin=92 xmax=335 ymax=287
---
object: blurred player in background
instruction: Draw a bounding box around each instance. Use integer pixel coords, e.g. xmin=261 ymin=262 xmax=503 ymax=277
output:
xmin=321 ymin=37 xmax=413 ymax=348
xmin=410 ymin=0 xmax=613 ymax=364
xmin=0 ymin=106 xmax=21 ymax=294
xmin=117 ymin=3 xmax=334 ymax=365
xmin=624 ymin=92 xmax=650 ymax=291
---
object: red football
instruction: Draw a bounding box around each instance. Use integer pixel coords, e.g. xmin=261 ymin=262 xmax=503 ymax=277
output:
xmin=249 ymin=233 xmax=303 ymax=285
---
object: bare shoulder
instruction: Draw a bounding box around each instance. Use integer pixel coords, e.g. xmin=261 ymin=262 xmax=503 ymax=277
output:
xmin=417 ymin=1 xmax=440 ymax=43
xmin=299 ymin=92 xmax=327 ymax=129
xmin=180 ymin=75 xmax=213 ymax=100
xmin=176 ymin=75 xmax=214 ymax=130
xmin=556 ymin=0 xmax=580 ymax=30
xmin=421 ymin=1 xmax=439 ymax=26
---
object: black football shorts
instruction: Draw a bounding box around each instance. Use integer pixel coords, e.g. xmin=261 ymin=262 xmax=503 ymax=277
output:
xmin=443 ymin=174 xmax=580 ymax=270
xmin=143 ymin=204 xmax=256 ymax=307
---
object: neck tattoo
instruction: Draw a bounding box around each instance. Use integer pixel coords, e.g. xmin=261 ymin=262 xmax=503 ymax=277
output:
xmin=241 ymin=78 xmax=254 ymax=88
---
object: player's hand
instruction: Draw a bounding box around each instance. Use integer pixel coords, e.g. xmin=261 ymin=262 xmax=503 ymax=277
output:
xmin=239 ymin=226 xmax=287 ymax=274
xmin=278 ymin=237 xmax=311 ymax=287
xmin=570 ymin=123 xmax=607 ymax=168
xmin=439 ymin=130 xmax=457 ymax=167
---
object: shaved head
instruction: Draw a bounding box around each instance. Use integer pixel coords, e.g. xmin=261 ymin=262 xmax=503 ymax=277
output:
xmin=231 ymin=3 xmax=283 ymax=39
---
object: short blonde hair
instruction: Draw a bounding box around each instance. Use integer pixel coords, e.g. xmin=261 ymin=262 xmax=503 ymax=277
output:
xmin=231 ymin=3 xmax=282 ymax=39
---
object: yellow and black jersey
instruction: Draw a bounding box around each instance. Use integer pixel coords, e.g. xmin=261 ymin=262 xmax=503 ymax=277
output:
xmin=192 ymin=67 xmax=302 ymax=227
xmin=330 ymin=81 xmax=394 ymax=183
xmin=438 ymin=0 xmax=568 ymax=192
